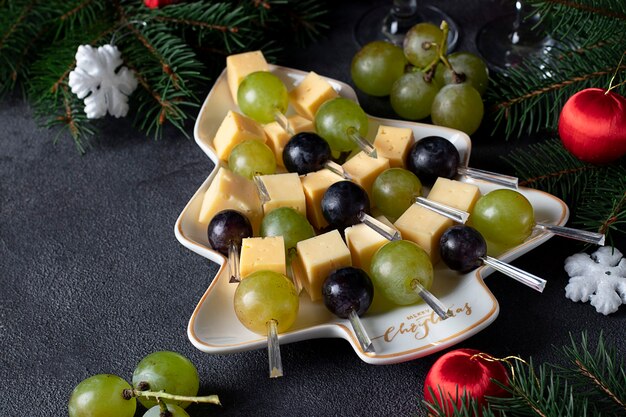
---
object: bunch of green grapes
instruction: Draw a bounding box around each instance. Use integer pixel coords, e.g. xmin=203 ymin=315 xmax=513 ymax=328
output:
xmin=68 ymin=351 xmax=219 ymax=417
xmin=350 ymin=22 xmax=488 ymax=135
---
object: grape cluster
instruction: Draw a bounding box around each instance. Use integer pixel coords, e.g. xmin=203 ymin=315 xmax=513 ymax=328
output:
xmin=351 ymin=22 xmax=488 ymax=135
xmin=68 ymin=351 xmax=219 ymax=417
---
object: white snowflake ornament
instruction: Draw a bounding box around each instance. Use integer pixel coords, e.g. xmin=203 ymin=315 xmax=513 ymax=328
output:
xmin=68 ymin=44 xmax=137 ymax=119
xmin=564 ymin=246 xmax=626 ymax=315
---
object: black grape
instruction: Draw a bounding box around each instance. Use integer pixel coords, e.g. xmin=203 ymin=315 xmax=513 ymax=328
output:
xmin=321 ymin=181 xmax=370 ymax=229
xmin=322 ymin=267 xmax=374 ymax=318
xmin=440 ymin=225 xmax=487 ymax=273
xmin=207 ymin=210 xmax=253 ymax=256
xmin=406 ymin=136 xmax=460 ymax=186
xmin=282 ymin=132 xmax=331 ymax=175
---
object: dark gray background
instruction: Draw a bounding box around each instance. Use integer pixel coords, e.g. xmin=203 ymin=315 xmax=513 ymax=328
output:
xmin=1 ymin=1 xmax=624 ymax=416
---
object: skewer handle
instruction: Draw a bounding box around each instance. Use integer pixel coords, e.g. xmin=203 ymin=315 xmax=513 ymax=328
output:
xmin=457 ymin=166 xmax=518 ymax=189
xmin=415 ymin=197 xmax=469 ymax=224
xmin=481 ymin=256 xmax=546 ymax=293
xmin=535 ymin=223 xmax=605 ymax=246
xmin=228 ymin=241 xmax=241 ymax=283
xmin=358 ymin=211 xmax=402 ymax=241
xmin=267 ymin=319 xmax=283 ymax=378
xmin=347 ymin=126 xmax=377 ymax=158
xmin=348 ymin=310 xmax=375 ymax=353
xmin=410 ymin=279 xmax=451 ymax=320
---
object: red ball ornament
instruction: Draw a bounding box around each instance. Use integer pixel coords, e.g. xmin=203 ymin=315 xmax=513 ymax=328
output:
xmin=144 ymin=0 xmax=181 ymax=8
xmin=423 ymin=348 xmax=509 ymax=416
xmin=558 ymin=87 xmax=626 ymax=164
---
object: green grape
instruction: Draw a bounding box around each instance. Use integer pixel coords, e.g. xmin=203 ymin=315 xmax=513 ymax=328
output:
xmin=68 ymin=374 xmax=136 ymax=417
xmin=260 ymin=207 xmax=315 ymax=252
xmin=351 ymin=41 xmax=407 ymax=96
xmin=390 ymin=71 xmax=441 ymax=120
xmin=434 ymin=52 xmax=489 ymax=96
xmin=403 ymin=23 xmax=444 ymax=68
xmin=372 ymin=168 xmax=422 ymax=222
xmin=237 ymin=71 xmax=288 ymax=124
xmin=431 ymin=84 xmax=484 ymax=135
xmin=228 ymin=139 xmax=276 ymax=179
xmin=144 ymin=404 xmax=190 ymax=417
xmin=370 ymin=240 xmax=433 ymax=305
xmin=132 ymin=351 xmax=199 ymax=409
xmin=314 ymin=97 xmax=369 ymax=152
xmin=470 ymin=189 xmax=534 ymax=248
xmin=234 ymin=270 xmax=299 ymax=334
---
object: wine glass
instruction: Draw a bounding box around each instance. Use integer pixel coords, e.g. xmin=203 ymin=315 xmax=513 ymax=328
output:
xmin=354 ymin=0 xmax=459 ymax=50
xmin=476 ymin=1 xmax=555 ymax=70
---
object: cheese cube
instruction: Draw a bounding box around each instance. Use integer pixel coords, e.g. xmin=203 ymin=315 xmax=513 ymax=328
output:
xmin=344 ymin=223 xmax=388 ymax=274
xmin=342 ymin=151 xmax=390 ymax=198
xmin=226 ymin=51 xmax=269 ymax=105
xmin=289 ymin=71 xmax=339 ymax=119
xmin=263 ymin=115 xmax=314 ymax=166
xmin=239 ymin=236 xmax=286 ymax=278
xmin=394 ymin=204 xmax=452 ymax=263
xmin=258 ymin=172 xmax=306 ymax=215
xmin=373 ymin=125 xmax=414 ymax=168
xmin=213 ymin=111 xmax=266 ymax=161
xmin=427 ymin=178 xmax=481 ymax=213
xmin=300 ymin=169 xmax=344 ymax=229
xmin=198 ymin=167 xmax=263 ymax=234
xmin=295 ymin=229 xmax=352 ymax=301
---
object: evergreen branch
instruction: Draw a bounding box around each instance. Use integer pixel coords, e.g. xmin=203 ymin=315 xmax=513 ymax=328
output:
xmin=534 ymin=0 xmax=626 ymax=21
xmin=488 ymin=43 xmax=625 ymax=139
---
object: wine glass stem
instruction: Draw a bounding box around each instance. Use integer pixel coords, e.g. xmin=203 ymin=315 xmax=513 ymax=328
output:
xmin=391 ymin=0 xmax=417 ymax=19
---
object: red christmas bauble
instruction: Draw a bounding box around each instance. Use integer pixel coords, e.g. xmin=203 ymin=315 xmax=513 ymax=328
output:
xmin=144 ymin=0 xmax=181 ymax=8
xmin=558 ymin=87 xmax=626 ymax=164
xmin=423 ymin=348 xmax=509 ymax=416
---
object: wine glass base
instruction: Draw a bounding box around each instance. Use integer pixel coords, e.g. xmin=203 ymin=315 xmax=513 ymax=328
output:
xmin=476 ymin=12 xmax=555 ymax=71
xmin=354 ymin=3 xmax=459 ymax=51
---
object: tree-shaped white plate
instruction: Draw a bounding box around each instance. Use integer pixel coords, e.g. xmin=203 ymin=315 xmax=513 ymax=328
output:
xmin=175 ymin=65 xmax=568 ymax=365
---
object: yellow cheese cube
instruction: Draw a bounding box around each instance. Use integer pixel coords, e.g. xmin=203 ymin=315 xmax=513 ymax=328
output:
xmin=427 ymin=177 xmax=481 ymax=213
xmin=289 ymin=71 xmax=339 ymax=120
xmin=342 ymin=151 xmax=390 ymax=198
xmin=372 ymin=125 xmax=414 ymax=168
xmin=344 ymin=223 xmax=388 ymax=274
xmin=300 ymin=169 xmax=344 ymax=229
xmin=394 ymin=204 xmax=452 ymax=263
xmin=258 ymin=172 xmax=307 ymax=215
xmin=226 ymin=50 xmax=269 ymax=105
xmin=212 ymin=111 xmax=266 ymax=161
xmin=239 ymin=236 xmax=286 ymax=278
xmin=198 ymin=167 xmax=263 ymax=234
xmin=263 ymin=115 xmax=314 ymax=166
xmin=295 ymin=229 xmax=352 ymax=301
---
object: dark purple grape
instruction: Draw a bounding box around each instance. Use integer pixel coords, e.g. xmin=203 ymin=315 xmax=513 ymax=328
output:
xmin=207 ymin=210 xmax=253 ymax=256
xmin=406 ymin=136 xmax=460 ymax=186
xmin=282 ymin=132 xmax=331 ymax=175
xmin=322 ymin=267 xmax=374 ymax=318
xmin=321 ymin=181 xmax=370 ymax=229
xmin=440 ymin=225 xmax=487 ymax=273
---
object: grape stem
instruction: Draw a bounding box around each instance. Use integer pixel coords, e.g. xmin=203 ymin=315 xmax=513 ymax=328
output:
xmin=122 ymin=388 xmax=221 ymax=406
xmin=421 ymin=20 xmax=465 ymax=84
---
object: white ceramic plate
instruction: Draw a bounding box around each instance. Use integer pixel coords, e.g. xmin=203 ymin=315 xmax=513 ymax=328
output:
xmin=175 ymin=65 xmax=569 ymax=365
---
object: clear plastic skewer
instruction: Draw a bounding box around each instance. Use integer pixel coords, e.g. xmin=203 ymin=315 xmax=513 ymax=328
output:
xmin=480 ymin=256 xmax=546 ymax=293
xmin=228 ymin=241 xmax=241 ymax=283
xmin=267 ymin=319 xmax=283 ymax=378
xmin=348 ymin=309 xmax=375 ymax=353
xmin=357 ymin=211 xmax=451 ymax=321
xmin=457 ymin=166 xmax=519 ymax=189
xmin=414 ymin=197 xmax=469 ymax=224
xmin=347 ymin=126 xmax=377 ymax=158
xmin=273 ymin=110 xmax=294 ymax=136
xmin=410 ymin=280 xmax=452 ymax=320
xmin=535 ymin=223 xmax=606 ymax=246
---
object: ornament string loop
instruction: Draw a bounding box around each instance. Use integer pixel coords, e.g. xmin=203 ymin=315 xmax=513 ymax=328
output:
xmin=470 ymin=352 xmax=531 ymax=384
xmin=606 ymin=50 xmax=626 ymax=94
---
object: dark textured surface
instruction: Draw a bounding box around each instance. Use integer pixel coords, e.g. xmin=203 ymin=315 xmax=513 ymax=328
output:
xmin=1 ymin=1 xmax=625 ymax=416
